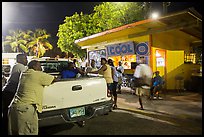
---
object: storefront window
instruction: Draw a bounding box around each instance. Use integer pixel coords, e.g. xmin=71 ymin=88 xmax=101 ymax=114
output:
xmin=110 ymin=55 xmax=136 ymax=69
xmin=184 ymin=53 xmax=196 ymax=64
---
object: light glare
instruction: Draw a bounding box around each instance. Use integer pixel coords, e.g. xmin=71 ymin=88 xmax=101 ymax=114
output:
xmin=151 ymin=12 xmax=159 ymax=19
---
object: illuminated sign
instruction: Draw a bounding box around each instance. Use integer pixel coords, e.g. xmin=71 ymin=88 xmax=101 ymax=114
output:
xmin=156 ymin=50 xmax=165 ymax=67
xmin=107 ymin=41 xmax=135 ymax=57
xmin=156 ymin=57 xmax=165 ymax=67
xmin=135 ymin=42 xmax=149 ymax=55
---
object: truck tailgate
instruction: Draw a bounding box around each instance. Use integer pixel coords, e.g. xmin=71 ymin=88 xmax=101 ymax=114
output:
xmin=42 ymin=77 xmax=110 ymax=112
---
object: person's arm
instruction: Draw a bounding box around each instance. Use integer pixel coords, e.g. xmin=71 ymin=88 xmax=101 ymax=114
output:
xmin=116 ymin=67 xmax=122 ymax=73
xmin=117 ymin=69 xmax=122 ymax=73
xmin=40 ymin=72 xmax=55 ymax=86
xmin=111 ymin=67 xmax=114 ymax=78
xmin=90 ymin=65 xmax=107 ymax=74
xmin=76 ymin=67 xmax=85 ymax=75
xmin=52 ymin=76 xmax=60 ymax=83
xmin=120 ymin=67 xmax=124 ymax=73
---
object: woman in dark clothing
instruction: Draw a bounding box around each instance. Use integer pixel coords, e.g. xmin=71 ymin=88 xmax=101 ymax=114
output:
xmin=108 ymin=59 xmax=118 ymax=109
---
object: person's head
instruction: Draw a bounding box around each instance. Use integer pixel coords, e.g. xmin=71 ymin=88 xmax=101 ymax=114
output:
xmin=67 ymin=62 xmax=75 ymax=70
xmin=108 ymin=59 xmax=114 ymax=67
xmin=101 ymin=58 xmax=107 ymax=65
xmin=90 ymin=59 xmax=96 ymax=68
xmin=138 ymin=56 xmax=145 ymax=64
xmin=16 ymin=54 xmax=28 ymax=66
xmin=119 ymin=61 xmax=122 ymax=66
xmin=155 ymin=71 xmax=160 ymax=76
xmin=28 ymin=60 xmax=42 ymax=71
xmin=73 ymin=59 xmax=77 ymax=63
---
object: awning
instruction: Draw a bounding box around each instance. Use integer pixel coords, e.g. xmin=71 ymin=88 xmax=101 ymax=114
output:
xmin=75 ymin=8 xmax=202 ymax=49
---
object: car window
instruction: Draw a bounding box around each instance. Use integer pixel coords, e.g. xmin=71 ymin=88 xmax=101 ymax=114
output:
xmin=40 ymin=61 xmax=68 ymax=73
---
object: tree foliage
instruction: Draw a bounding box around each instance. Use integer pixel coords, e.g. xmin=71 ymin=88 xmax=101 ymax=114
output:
xmin=57 ymin=2 xmax=146 ymax=58
xmin=3 ymin=29 xmax=28 ymax=53
xmin=3 ymin=29 xmax=53 ymax=57
xmin=27 ymin=29 xmax=53 ymax=57
xmin=57 ymin=12 xmax=89 ymax=58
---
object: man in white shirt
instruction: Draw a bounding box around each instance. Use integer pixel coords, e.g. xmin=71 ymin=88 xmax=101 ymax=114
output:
xmin=133 ymin=56 xmax=152 ymax=110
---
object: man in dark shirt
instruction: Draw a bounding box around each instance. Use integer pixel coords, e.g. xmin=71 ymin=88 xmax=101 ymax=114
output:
xmin=61 ymin=62 xmax=85 ymax=78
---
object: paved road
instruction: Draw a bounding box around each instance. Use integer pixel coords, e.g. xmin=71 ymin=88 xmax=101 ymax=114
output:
xmin=39 ymin=88 xmax=202 ymax=135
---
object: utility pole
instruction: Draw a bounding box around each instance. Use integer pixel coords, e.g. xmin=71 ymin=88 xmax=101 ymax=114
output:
xmin=163 ymin=2 xmax=171 ymax=15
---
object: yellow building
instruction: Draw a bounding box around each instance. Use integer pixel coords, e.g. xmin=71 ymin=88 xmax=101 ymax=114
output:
xmin=75 ymin=8 xmax=202 ymax=91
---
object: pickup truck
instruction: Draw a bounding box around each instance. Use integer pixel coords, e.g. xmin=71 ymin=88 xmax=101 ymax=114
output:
xmin=37 ymin=58 xmax=113 ymax=127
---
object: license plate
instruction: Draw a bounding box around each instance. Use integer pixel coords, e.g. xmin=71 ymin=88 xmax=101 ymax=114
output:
xmin=69 ymin=107 xmax=85 ymax=118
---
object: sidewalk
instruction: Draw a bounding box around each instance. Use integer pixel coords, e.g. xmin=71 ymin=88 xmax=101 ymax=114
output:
xmin=117 ymin=87 xmax=202 ymax=118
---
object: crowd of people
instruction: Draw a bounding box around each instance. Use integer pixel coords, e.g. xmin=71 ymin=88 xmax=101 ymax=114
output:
xmin=2 ymin=53 xmax=164 ymax=135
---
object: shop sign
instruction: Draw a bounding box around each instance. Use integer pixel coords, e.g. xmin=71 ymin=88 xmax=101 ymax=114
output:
xmin=106 ymin=41 xmax=135 ymax=57
xmin=156 ymin=57 xmax=165 ymax=67
xmin=135 ymin=42 xmax=149 ymax=55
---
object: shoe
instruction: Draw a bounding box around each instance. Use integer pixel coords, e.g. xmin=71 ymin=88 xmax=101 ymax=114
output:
xmin=113 ymin=104 xmax=117 ymax=109
xmin=153 ymin=97 xmax=157 ymax=100
xmin=158 ymin=97 xmax=163 ymax=100
xmin=137 ymin=107 xmax=144 ymax=110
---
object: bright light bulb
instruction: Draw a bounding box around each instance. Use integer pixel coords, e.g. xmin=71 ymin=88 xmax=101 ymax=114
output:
xmin=151 ymin=12 xmax=159 ymax=19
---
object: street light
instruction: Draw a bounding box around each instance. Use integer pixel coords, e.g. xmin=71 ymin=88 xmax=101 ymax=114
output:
xmin=151 ymin=12 xmax=160 ymax=19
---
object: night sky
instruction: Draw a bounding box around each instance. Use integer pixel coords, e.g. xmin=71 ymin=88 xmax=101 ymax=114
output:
xmin=2 ymin=2 xmax=202 ymax=55
xmin=2 ymin=2 xmax=101 ymax=36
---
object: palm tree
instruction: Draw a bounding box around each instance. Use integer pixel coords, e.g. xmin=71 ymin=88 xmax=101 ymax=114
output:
xmin=3 ymin=29 xmax=29 ymax=53
xmin=26 ymin=29 xmax=53 ymax=57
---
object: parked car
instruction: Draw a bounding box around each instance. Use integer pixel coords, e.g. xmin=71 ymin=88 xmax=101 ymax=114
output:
xmin=36 ymin=58 xmax=113 ymax=127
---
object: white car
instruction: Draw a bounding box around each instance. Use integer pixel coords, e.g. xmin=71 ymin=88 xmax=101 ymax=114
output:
xmin=36 ymin=58 xmax=113 ymax=127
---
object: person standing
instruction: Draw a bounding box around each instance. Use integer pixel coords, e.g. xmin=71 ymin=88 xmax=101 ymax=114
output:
xmin=80 ymin=58 xmax=88 ymax=71
xmin=90 ymin=58 xmax=113 ymax=97
xmin=133 ymin=56 xmax=152 ymax=110
xmin=108 ymin=59 xmax=118 ymax=109
xmin=85 ymin=59 xmax=98 ymax=73
xmin=116 ymin=61 xmax=124 ymax=94
xmin=2 ymin=54 xmax=28 ymax=135
xmin=8 ymin=60 xmax=56 ymax=135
